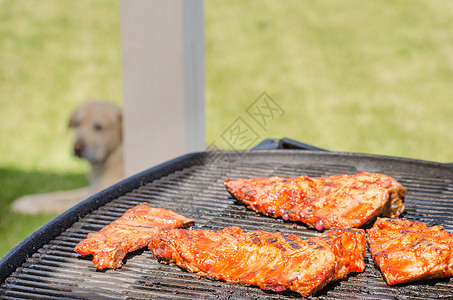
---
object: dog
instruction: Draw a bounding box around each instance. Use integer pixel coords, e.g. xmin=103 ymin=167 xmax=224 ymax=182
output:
xmin=11 ymin=101 xmax=124 ymax=214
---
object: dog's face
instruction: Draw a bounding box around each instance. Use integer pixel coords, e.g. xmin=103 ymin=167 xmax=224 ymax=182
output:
xmin=68 ymin=102 xmax=122 ymax=165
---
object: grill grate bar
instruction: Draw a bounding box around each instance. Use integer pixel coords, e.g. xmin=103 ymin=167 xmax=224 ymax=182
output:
xmin=1 ymin=284 xmax=92 ymax=300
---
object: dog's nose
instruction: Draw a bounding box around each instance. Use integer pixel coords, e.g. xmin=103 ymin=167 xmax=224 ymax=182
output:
xmin=74 ymin=140 xmax=84 ymax=157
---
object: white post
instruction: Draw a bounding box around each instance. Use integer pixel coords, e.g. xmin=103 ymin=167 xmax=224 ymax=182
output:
xmin=120 ymin=0 xmax=205 ymax=177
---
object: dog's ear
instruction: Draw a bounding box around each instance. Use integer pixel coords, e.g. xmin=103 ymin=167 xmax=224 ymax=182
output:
xmin=117 ymin=109 xmax=123 ymax=125
xmin=68 ymin=109 xmax=79 ymax=128
xmin=117 ymin=108 xmax=123 ymax=139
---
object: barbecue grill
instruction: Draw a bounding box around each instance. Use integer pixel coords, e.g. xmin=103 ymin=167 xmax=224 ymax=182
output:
xmin=1 ymin=138 xmax=453 ymax=299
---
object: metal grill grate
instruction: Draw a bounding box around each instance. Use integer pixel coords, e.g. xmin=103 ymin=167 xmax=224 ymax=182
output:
xmin=1 ymin=150 xmax=453 ymax=299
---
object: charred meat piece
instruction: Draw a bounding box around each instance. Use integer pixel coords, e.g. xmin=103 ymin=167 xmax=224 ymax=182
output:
xmin=367 ymin=217 xmax=453 ymax=285
xmin=149 ymin=227 xmax=366 ymax=297
xmin=225 ymin=172 xmax=405 ymax=230
xmin=75 ymin=203 xmax=194 ymax=269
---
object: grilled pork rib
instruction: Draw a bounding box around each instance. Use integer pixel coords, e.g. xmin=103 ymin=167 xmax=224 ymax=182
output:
xmin=149 ymin=227 xmax=366 ymax=297
xmin=367 ymin=218 xmax=453 ymax=285
xmin=74 ymin=203 xmax=194 ymax=269
xmin=225 ymin=172 xmax=405 ymax=230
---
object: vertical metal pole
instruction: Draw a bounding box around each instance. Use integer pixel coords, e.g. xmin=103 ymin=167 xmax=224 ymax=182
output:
xmin=120 ymin=0 xmax=205 ymax=176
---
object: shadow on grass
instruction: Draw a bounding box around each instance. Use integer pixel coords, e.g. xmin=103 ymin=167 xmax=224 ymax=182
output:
xmin=0 ymin=167 xmax=88 ymax=258
xmin=0 ymin=167 xmax=88 ymax=206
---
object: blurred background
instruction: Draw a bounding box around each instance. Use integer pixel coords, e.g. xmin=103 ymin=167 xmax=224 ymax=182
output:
xmin=1 ymin=0 xmax=453 ymax=257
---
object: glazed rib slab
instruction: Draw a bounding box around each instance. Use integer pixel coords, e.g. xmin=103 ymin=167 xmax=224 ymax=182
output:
xmin=367 ymin=217 xmax=453 ymax=285
xmin=149 ymin=226 xmax=366 ymax=297
xmin=74 ymin=203 xmax=195 ymax=269
xmin=225 ymin=172 xmax=405 ymax=230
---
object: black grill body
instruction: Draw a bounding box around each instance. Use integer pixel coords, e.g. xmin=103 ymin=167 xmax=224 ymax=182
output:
xmin=1 ymin=143 xmax=453 ymax=299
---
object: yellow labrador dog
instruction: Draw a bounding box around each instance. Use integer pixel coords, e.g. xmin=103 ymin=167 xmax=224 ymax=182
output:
xmin=11 ymin=101 xmax=124 ymax=214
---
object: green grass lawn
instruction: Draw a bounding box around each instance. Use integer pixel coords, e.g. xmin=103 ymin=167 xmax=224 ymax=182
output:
xmin=1 ymin=0 xmax=453 ymax=258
